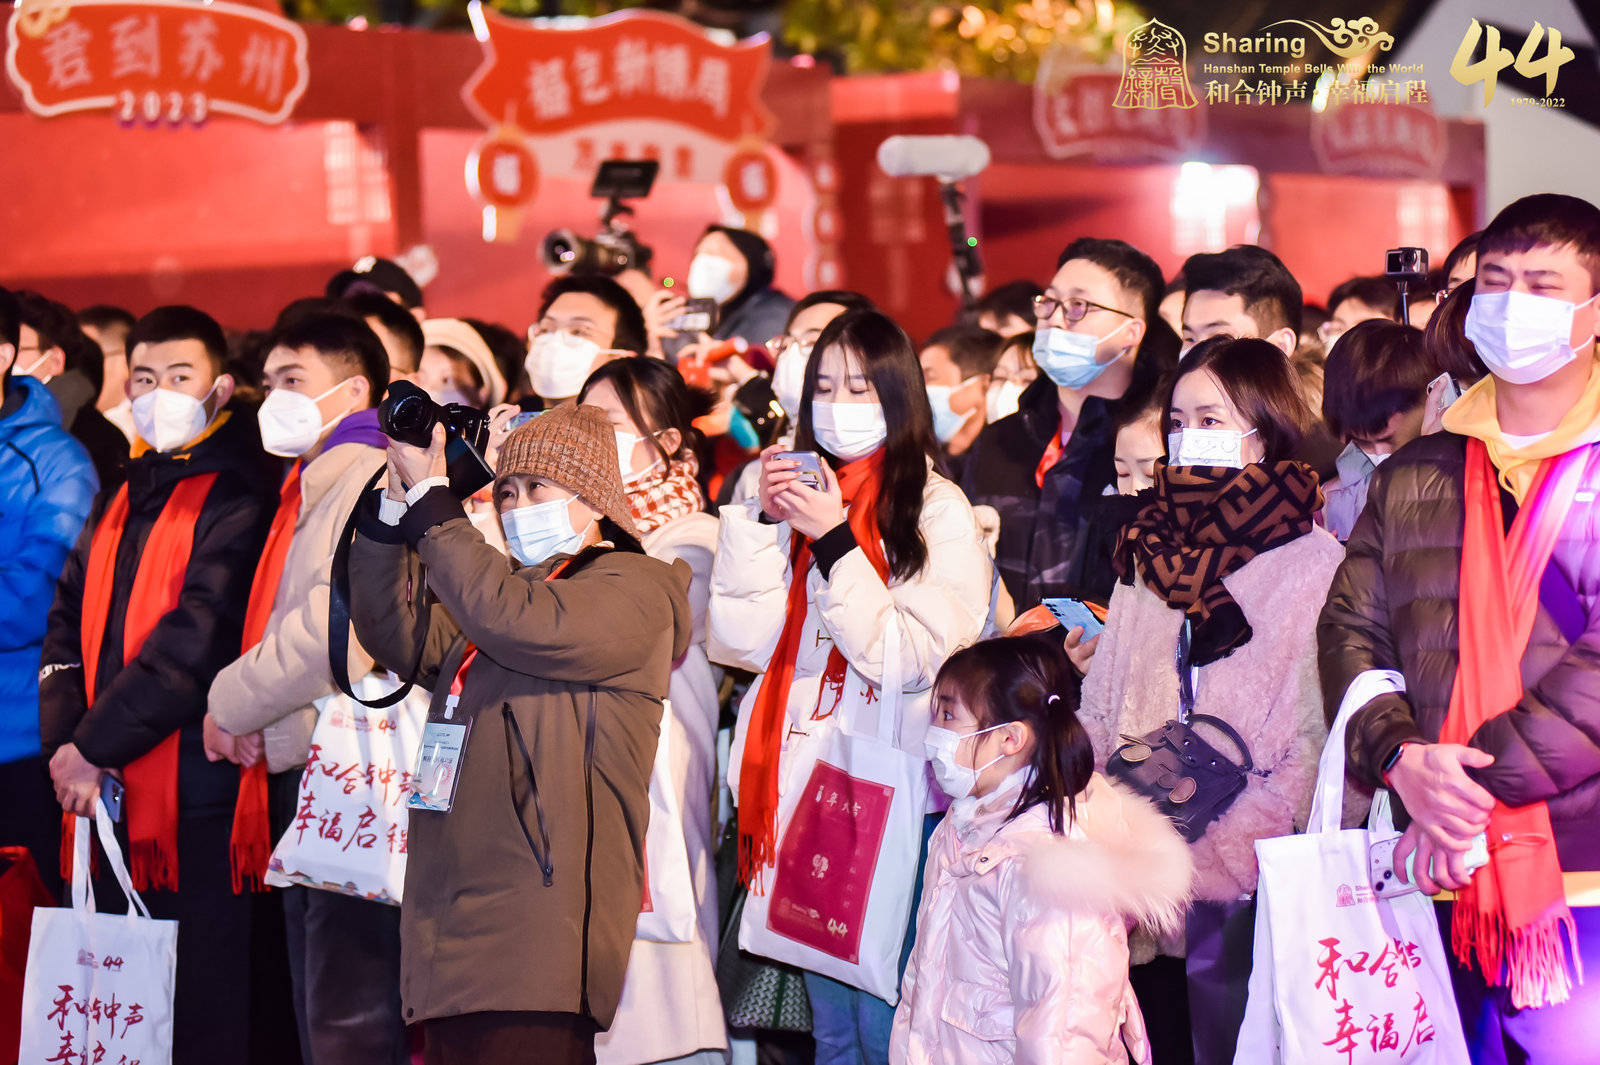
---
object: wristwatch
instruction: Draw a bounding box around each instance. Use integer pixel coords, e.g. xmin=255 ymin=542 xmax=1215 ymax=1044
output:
xmin=1380 ymin=741 xmax=1411 ymax=782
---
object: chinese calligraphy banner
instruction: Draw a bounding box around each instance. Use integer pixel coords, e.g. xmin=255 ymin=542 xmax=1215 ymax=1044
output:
xmin=265 ymin=675 xmax=427 ymax=906
xmin=19 ymin=804 xmax=174 ymax=1065
xmin=5 ymin=0 xmax=308 ymax=125
xmin=1033 ymin=59 xmax=1207 ymax=164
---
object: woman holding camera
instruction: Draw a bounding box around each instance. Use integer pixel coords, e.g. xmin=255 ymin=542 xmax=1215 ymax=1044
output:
xmin=1074 ymin=336 xmax=1343 ymax=1065
xmin=708 ymin=309 xmax=993 ymax=1065
xmin=574 ymin=357 xmax=727 ymax=1065
xmin=348 ymin=405 xmax=692 ymax=1065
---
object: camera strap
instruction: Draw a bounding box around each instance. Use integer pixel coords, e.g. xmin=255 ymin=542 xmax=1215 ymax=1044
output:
xmin=327 ymin=469 xmax=433 ymax=709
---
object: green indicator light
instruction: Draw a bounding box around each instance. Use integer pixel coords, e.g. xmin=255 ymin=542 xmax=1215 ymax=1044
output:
xmin=967 ymin=237 xmax=978 ymax=247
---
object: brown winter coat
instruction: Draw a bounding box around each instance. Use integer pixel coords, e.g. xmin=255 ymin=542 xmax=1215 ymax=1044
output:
xmin=1318 ymin=431 xmax=1600 ymax=871
xmin=348 ymin=487 xmax=693 ymax=1028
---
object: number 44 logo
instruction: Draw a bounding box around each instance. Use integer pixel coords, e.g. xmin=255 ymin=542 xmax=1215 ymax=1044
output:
xmin=1450 ymin=19 xmax=1575 ymax=107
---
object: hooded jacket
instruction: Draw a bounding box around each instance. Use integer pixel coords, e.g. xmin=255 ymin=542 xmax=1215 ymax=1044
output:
xmin=0 ymin=377 xmax=96 ymax=765
xmin=1319 ymin=431 xmax=1600 ymax=871
xmin=39 ymin=408 xmax=276 ymax=811
xmin=961 ymin=375 xmax=1117 ymax=612
xmin=891 ymin=774 xmax=1192 ymax=1065
xmin=705 ymin=226 xmax=794 ymax=347
xmin=348 ymin=487 xmax=693 ymax=1029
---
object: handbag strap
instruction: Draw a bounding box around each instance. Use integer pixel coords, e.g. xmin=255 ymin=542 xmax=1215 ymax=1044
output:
xmin=1176 ymin=619 xmax=1197 ymax=725
xmin=72 ymin=800 xmax=152 ymax=922
xmin=1183 ymin=714 xmax=1255 ymax=773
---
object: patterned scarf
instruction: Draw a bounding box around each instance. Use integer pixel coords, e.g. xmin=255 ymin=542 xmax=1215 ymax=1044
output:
xmin=1115 ymin=461 xmax=1322 ymax=666
xmin=626 ymin=453 xmax=705 ymax=535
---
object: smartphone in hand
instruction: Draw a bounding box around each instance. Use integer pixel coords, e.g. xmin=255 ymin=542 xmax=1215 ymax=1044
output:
xmin=1041 ymin=597 xmax=1106 ymax=639
xmin=100 ymin=775 xmax=125 ymax=823
xmin=773 ymin=451 xmax=827 ymax=492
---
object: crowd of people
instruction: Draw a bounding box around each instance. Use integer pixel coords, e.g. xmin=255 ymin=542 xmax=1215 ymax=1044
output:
xmin=2 ymin=193 xmax=1598 ymax=1065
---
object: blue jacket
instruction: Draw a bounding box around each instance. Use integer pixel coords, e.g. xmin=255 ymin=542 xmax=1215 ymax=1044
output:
xmin=0 ymin=376 xmax=96 ymax=764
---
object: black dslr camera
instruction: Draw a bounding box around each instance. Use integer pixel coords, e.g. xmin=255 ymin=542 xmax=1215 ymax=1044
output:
xmin=378 ymin=380 xmax=494 ymax=497
xmin=540 ymin=159 xmax=658 ymax=277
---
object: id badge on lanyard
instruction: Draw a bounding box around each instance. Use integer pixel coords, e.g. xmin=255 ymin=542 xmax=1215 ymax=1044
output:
xmin=409 ymin=647 xmax=479 ymax=814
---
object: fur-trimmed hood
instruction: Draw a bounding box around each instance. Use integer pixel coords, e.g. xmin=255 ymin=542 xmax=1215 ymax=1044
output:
xmin=953 ymin=773 xmax=1193 ymax=937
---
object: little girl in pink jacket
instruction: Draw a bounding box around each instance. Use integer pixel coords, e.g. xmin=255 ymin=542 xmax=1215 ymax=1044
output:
xmin=891 ymin=635 xmax=1193 ymax=1065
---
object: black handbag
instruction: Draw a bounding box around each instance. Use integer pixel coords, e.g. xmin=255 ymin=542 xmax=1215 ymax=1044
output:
xmin=1105 ymin=621 xmax=1259 ymax=843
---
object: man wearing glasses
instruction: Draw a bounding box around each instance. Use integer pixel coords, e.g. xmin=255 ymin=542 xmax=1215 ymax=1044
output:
xmin=961 ymin=237 xmax=1170 ymax=613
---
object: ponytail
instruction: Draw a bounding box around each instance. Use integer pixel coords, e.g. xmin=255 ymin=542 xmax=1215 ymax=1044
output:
xmin=931 ymin=633 xmax=1095 ymax=835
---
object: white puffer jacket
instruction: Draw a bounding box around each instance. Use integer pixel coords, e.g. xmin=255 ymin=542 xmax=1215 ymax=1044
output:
xmin=707 ymin=470 xmax=994 ymax=800
xmin=891 ymin=774 xmax=1193 ymax=1065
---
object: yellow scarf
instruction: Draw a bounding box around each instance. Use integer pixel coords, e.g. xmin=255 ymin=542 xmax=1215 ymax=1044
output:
xmin=1442 ymin=362 xmax=1600 ymax=502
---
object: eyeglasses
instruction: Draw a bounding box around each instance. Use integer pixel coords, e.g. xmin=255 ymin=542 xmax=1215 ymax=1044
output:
xmin=1033 ymin=294 xmax=1135 ymax=325
xmin=769 ymin=334 xmax=818 ymax=358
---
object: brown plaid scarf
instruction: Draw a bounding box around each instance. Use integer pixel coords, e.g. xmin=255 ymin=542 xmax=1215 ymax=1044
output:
xmin=1114 ymin=461 xmax=1322 ymax=666
xmin=627 ymin=452 xmax=706 ymax=535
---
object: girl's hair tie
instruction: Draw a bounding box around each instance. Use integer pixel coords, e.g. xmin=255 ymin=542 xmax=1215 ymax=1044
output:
xmin=1046 ymin=693 xmax=1061 ymax=705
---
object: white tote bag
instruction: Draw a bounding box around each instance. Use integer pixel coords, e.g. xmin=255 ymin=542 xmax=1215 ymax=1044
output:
xmin=18 ymin=800 xmax=177 ymax=1065
xmin=635 ymin=699 xmax=698 ymax=944
xmin=266 ymin=672 xmax=428 ymax=904
xmin=1232 ymin=674 xmax=1471 ymax=1064
xmin=739 ymin=623 xmax=926 ymax=1004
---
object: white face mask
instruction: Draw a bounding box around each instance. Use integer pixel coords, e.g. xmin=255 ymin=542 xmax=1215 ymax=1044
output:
xmin=132 ymin=383 xmax=216 ymax=453
xmin=1168 ymin=426 xmax=1259 ymax=469
xmin=257 ymin=380 xmax=352 ymax=458
xmin=924 ymin=723 xmax=1009 ymax=799
xmin=429 ymin=386 xmax=474 ymax=408
xmin=986 ymin=379 xmax=1025 ymax=423
xmin=926 ymin=377 xmax=982 ymax=444
xmin=526 ymin=332 xmax=602 ymax=401
xmin=16 ymin=351 xmax=53 ymax=382
xmin=812 ymin=401 xmax=887 ymax=461
xmin=772 ymin=343 xmax=811 ymax=419
xmin=687 ymin=254 xmax=740 ymax=305
xmin=616 ymin=429 xmax=662 ymax=485
xmin=500 ymin=492 xmax=592 ymax=567
xmin=1464 ymin=290 xmax=1593 ymax=385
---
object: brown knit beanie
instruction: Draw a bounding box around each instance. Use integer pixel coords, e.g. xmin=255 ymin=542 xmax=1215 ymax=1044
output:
xmin=495 ymin=404 xmax=639 ymax=542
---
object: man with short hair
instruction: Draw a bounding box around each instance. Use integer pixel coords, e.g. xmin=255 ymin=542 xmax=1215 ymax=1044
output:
xmin=326 ymin=256 xmax=425 ymax=321
xmin=1321 ymin=275 xmax=1401 ymax=349
xmin=971 ymin=279 xmax=1041 ymax=338
xmin=962 ymin=237 xmax=1176 ymax=611
xmin=78 ymin=304 xmax=137 ymax=435
xmin=525 ymin=275 xmax=647 ymax=405
xmin=0 ymin=285 xmax=96 ymax=896
xmin=1321 ymin=193 xmax=1600 ymax=1063
xmin=919 ymin=323 xmax=1001 ymax=474
xmin=346 ymin=290 xmax=423 ymax=385
xmin=16 ymin=291 xmax=129 ymax=491
xmin=40 ymin=305 xmax=276 ymax=1065
xmin=203 ymin=311 xmax=405 ymax=1065
xmin=1180 ymin=245 xmax=1304 ymax=356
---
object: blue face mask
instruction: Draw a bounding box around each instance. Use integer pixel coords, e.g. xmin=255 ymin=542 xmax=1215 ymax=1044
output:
xmin=500 ymin=494 xmax=590 ymax=567
xmin=1032 ymin=320 xmax=1132 ymax=390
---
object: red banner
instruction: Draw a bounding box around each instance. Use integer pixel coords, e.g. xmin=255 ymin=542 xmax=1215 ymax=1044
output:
xmin=1034 ymin=69 xmax=1206 ymax=164
xmin=463 ymin=5 xmax=773 ymax=144
xmin=6 ymin=0 xmax=308 ymax=125
xmin=1311 ymin=100 xmax=1443 ymax=179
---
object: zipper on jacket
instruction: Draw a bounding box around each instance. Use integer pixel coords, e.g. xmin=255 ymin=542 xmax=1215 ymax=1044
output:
xmin=501 ymin=704 xmax=556 ymax=887
xmin=579 ymin=688 xmax=597 ymax=1019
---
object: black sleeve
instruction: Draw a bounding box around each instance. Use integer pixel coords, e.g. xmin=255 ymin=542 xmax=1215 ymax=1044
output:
xmin=38 ymin=516 xmax=97 ymax=759
xmin=72 ymin=482 xmax=275 ymax=768
xmin=810 ymin=521 xmax=858 ymax=580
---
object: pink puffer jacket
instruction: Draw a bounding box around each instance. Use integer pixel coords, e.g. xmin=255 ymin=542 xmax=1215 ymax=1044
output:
xmin=891 ymin=773 xmax=1192 ymax=1065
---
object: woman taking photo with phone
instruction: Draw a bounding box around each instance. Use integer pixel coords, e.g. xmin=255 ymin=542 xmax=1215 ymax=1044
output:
xmin=708 ymin=309 xmax=994 ymax=1065
xmin=1073 ymin=336 xmax=1344 ymax=1065
xmin=575 ymin=357 xmax=727 ymax=1065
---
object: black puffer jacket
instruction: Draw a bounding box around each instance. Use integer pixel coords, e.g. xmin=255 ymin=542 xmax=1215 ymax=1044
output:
xmin=961 ymin=374 xmax=1116 ymax=611
xmin=39 ymin=407 xmax=277 ymax=813
xmin=1318 ymin=431 xmax=1600 ymax=870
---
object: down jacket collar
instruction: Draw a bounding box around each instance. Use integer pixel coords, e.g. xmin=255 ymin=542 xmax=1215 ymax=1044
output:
xmin=950 ymin=773 xmax=1193 ymax=935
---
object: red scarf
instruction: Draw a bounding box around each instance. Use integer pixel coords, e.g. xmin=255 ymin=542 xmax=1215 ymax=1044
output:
xmin=627 ymin=454 xmax=705 ymax=536
xmin=1440 ymin=438 xmax=1590 ymax=1008
xmin=72 ymin=474 xmax=218 ymax=891
xmin=738 ymin=452 xmax=888 ymax=889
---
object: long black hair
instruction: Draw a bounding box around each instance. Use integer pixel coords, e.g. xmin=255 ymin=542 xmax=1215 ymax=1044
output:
xmin=794 ymin=308 xmax=937 ymax=582
xmin=931 ymin=634 xmax=1094 ymax=834
xmin=579 ymin=355 xmax=708 ymax=469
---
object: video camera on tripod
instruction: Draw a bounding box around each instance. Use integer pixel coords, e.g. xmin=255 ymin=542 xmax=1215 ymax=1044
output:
xmin=541 ymin=159 xmax=659 ymax=277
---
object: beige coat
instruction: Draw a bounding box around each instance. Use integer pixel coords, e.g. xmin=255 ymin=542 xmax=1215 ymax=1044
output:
xmin=208 ymin=441 xmax=384 ymax=773
xmin=596 ymin=510 xmax=728 ymax=1064
xmin=1078 ymin=529 xmax=1345 ymax=926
